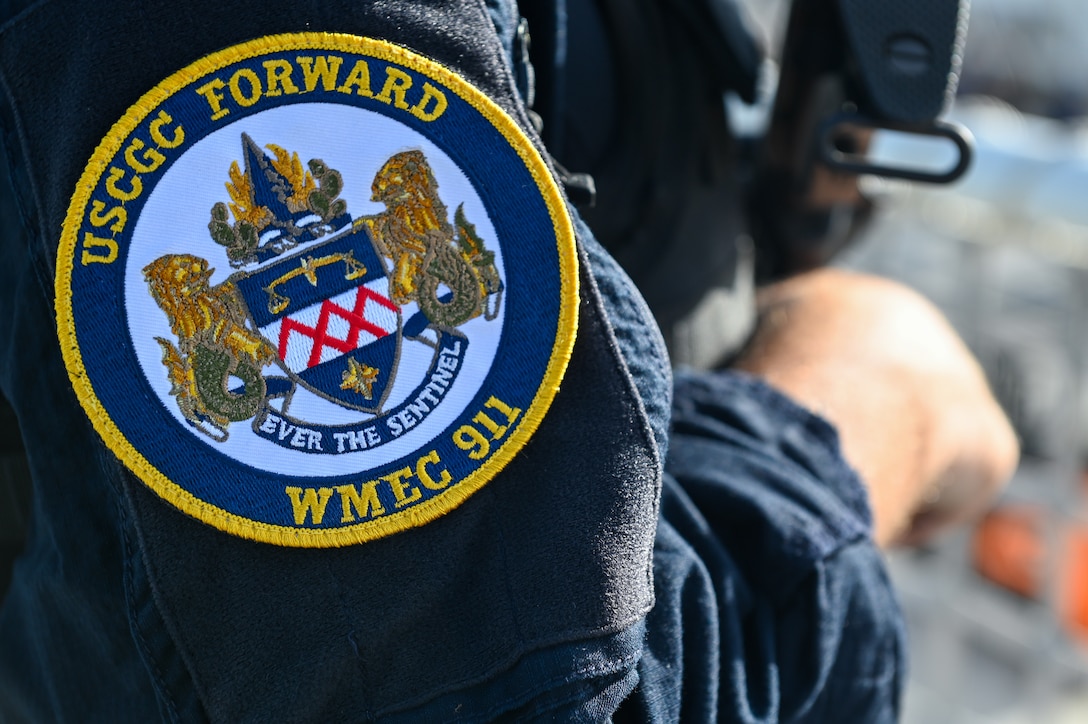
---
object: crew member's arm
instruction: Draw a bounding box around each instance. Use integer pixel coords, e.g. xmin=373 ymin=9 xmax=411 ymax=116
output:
xmin=734 ymin=268 xmax=1019 ymax=546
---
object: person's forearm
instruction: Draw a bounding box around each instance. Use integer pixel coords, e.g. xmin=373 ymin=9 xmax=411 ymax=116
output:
xmin=734 ymin=269 xmax=1019 ymax=547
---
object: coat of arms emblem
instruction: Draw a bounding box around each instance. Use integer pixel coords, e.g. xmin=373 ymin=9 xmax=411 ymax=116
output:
xmin=57 ymin=35 xmax=577 ymax=545
xmin=144 ymin=135 xmax=502 ymax=446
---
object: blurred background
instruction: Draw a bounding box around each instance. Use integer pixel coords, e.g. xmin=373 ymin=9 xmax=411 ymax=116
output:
xmin=747 ymin=0 xmax=1088 ymax=721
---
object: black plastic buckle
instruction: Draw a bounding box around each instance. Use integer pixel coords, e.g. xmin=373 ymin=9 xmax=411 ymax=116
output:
xmin=818 ymin=112 xmax=974 ymax=184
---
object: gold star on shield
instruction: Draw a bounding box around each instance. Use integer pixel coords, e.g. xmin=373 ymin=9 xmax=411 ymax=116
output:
xmin=340 ymin=358 xmax=380 ymax=399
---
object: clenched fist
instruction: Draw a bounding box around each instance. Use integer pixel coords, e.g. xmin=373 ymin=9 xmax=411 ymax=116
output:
xmin=734 ymin=269 xmax=1019 ymax=547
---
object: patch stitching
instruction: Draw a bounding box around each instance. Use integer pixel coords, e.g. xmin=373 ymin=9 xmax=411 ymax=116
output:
xmin=56 ymin=33 xmax=578 ymax=547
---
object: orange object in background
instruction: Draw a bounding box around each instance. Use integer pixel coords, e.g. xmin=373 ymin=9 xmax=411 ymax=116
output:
xmin=1060 ymin=526 xmax=1088 ymax=641
xmin=972 ymin=502 xmax=1088 ymax=642
xmin=972 ymin=504 xmax=1047 ymax=599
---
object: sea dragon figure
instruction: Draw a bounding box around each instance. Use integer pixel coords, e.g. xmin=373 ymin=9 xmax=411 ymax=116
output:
xmin=361 ymin=150 xmax=502 ymax=328
xmin=143 ymin=254 xmax=277 ymax=440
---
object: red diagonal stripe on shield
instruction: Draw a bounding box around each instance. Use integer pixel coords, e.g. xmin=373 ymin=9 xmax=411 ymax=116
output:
xmin=278 ymin=285 xmax=399 ymax=369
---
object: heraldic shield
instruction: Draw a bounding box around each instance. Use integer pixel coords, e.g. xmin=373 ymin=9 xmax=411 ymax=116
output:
xmin=141 ymin=129 xmax=502 ymax=445
xmin=233 ymin=227 xmax=401 ymax=414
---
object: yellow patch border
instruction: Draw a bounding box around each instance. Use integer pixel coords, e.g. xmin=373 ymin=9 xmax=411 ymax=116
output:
xmin=55 ymin=33 xmax=579 ymax=547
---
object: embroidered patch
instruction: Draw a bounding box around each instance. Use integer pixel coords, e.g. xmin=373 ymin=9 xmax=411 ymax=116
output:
xmin=56 ymin=34 xmax=578 ymax=547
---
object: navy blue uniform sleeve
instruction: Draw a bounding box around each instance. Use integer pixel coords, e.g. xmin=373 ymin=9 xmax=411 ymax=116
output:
xmin=0 ymin=1 xmax=663 ymax=720
xmin=617 ymin=370 xmax=906 ymax=723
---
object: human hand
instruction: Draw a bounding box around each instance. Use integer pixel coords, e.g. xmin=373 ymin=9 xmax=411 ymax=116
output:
xmin=732 ymin=269 xmax=1019 ymax=547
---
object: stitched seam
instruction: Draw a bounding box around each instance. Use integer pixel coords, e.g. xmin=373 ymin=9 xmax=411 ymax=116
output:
xmin=121 ymin=474 xmax=215 ymax=712
xmin=464 ymin=648 xmax=640 ymax=724
xmin=327 ymin=559 xmax=377 ymax=722
xmin=0 ymin=0 xmax=47 ymax=36
xmin=0 ymin=62 xmax=56 ymax=309
xmin=118 ymin=488 xmax=183 ymax=723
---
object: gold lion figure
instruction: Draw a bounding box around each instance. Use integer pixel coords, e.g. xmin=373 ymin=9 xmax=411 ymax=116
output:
xmin=361 ymin=150 xmax=501 ymax=328
xmin=144 ymin=254 xmax=276 ymax=440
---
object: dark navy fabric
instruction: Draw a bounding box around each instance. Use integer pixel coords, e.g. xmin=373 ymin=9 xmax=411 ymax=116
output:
xmin=0 ymin=0 xmax=904 ymax=721
xmin=622 ymin=372 xmax=905 ymax=723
